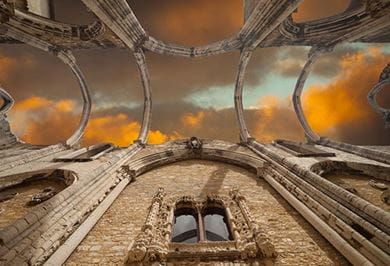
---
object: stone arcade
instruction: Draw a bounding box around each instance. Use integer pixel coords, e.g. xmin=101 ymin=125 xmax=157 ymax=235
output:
xmin=0 ymin=0 xmax=390 ymax=265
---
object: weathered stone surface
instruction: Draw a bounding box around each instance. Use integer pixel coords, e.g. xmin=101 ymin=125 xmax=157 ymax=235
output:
xmin=0 ymin=1 xmax=389 ymax=265
xmin=66 ymin=160 xmax=348 ymax=266
xmin=0 ymin=179 xmax=66 ymax=229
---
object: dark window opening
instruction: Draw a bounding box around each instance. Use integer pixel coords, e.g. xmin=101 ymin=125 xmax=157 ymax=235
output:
xmin=203 ymin=207 xmax=233 ymax=242
xmin=171 ymin=208 xmax=198 ymax=243
xmin=171 ymin=205 xmax=232 ymax=243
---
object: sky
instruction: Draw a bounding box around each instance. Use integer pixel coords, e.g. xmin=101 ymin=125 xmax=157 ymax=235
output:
xmin=1 ymin=0 xmax=389 ymax=147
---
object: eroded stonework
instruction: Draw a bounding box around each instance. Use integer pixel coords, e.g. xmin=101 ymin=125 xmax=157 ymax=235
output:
xmin=126 ymin=187 xmax=275 ymax=265
xmin=0 ymin=0 xmax=390 ymax=265
xmin=66 ymin=160 xmax=349 ymax=266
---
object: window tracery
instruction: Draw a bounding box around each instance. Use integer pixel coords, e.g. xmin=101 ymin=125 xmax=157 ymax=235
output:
xmin=126 ymin=187 xmax=276 ymax=265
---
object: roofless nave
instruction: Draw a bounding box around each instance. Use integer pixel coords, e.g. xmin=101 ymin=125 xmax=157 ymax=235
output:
xmin=0 ymin=0 xmax=390 ymax=265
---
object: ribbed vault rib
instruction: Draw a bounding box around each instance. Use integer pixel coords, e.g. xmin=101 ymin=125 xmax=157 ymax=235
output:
xmin=368 ymin=64 xmax=390 ymax=129
xmin=0 ymin=87 xmax=14 ymax=115
xmin=290 ymin=8 xmax=390 ymax=163
xmin=292 ymin=46 xmax=332 ymax=143
xmin=133 ymin=50 xmax=152 ymax=145
xmin=2 ymin=26 xmax=91 ymax=147
xmin=58 ymin=51 xmax=92 ymax=146
xmin=240 ymin=0 xmax=303 ymax=49
xmin=234 ymin=50 xmax=253 ymax=143
xmin=81 ymin=0 xmax=302 ymax=57
xmin=292 ymin=47 xmax=390 ymax=164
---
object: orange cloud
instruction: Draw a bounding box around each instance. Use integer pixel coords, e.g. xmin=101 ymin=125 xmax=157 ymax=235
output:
xmin=10 ymin=97 xmax=79 ymax=144
xmin=254 ymin=96 xmax=304 ymax=143
xmin=84 ymin=113 xmax=178 ymax=146
xmin=13 ymin=96 xmax=52 ymax=110
xmin=55 ymin=100 xmax=75 ymax=113
xmin=181 ymin=111 xmax=205 ymax=128
xmin=9 ymin=97 xmax=177 ymax=146
xmin=253 ymin=48 xmax=390 ymax=144
xmin=303 ymin=48 xmax=389 ymax=136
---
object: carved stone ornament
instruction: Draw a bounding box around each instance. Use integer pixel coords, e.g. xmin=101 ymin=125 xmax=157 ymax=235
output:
xmin=126 ymin=187 xmax=276 ymax=265
xmin=279 ymin=15 xmax=304 ymax=40
xmin=366 ymin=0 xmax=390 ymax=18
xmin=367 ymin=63 xmax=390 ymax=128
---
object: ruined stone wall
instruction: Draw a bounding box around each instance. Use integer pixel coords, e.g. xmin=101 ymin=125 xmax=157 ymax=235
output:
xmin=0 ymin=115 xmax=17 ymax=147
xmin=66 ymin=160 xmax=348 ymax=265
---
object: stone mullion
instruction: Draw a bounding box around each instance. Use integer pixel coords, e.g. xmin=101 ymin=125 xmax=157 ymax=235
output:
xmin=196 ymin=206 xmax=205 ymax=242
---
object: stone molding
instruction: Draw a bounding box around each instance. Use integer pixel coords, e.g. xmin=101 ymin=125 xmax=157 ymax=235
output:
xmin=126 ymin=187 xmax=276 ymax=265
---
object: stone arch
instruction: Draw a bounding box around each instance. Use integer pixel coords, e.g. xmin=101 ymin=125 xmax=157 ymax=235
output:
xmin=0 ymin=87 xmax=14 ymax=115
xmin=126 ymin=144 xmax=264 ymax=178
xmin=310 ymin=160 xmax=390 ymax=182
xmin=367 ymin=64 xmax=390 ymax=129
xmin=65 ymin=158 xmax=349 ymax=265
xmin=0 ymin=169 xmax=77 ymax=229
xmin=1 ymin=26 xmax=91 ymax=147
xmin=310 ymin=160 xmax=390 ymax=211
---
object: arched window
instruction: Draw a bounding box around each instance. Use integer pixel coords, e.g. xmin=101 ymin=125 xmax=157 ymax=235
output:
xmin=203 ymin=207 xmax=233 ymax=241
xmin=171 ymin=204 xmax=232 ymax=243
xmin=127 ymin=188 xmax=277 ymax=264
xmin=171 ymin=208 xmax=198 ymax=243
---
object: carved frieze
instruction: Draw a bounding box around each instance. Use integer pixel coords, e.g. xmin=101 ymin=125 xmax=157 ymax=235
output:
xmin=126 ymin=187 xmax=276 ymax=265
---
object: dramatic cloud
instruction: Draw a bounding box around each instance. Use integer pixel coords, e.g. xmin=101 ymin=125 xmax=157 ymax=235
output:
xmin=129 ymin=0 xmax=243 ymax=46
xmin=9 ymin=97 xmax=178 ymax=146
xmin=83 ymin=113 xmax=179 ymax=146
xmin=276 ymin=45 xmax=361 ymax=78
xmin=9 ymin=97 xmax=79 ymax=144
xmin=253 ymin=48 xmax=390 ymax=145
xmin=293 ymin=0 xmax=351 ymax=22
xmin=0 ymin=0 xmax=357 ymax=106
xmin=303 ymin=48 xmax=390 ymax=144
xmin=0 ymin=46 xmax=83 ymax=101
xmin=253 ymin=96 xmax=304 ymax=143
xmin=2 ymin=1 xmax=389 ymax=147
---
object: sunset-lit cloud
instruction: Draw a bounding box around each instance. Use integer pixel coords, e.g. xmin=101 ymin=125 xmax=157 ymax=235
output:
xmin=181 ymin=111 xmax=205 ymax=128
xmin=9 ymin=97 xmax=180 ymax=146
xmin=1 ymin=1 xmax=389 ymax=147
xmin=5 ymin=47 xmax=390 ymax=147
xmin=13 ymin=96 xmax=52 ymax=111
xmin=251 ymin=47 xmax=390 ymax=144
xmin=303 ymin=48 xmax=389 ymax=136
xmin=253 ymin=96 xmax=304 ymax=143
xmin=83 ymin=113 xmax=179 ymax=146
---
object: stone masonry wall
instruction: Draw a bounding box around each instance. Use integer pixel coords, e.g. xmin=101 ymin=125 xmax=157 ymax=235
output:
xmin=66 ymin=160 xmax=348 ymax=265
